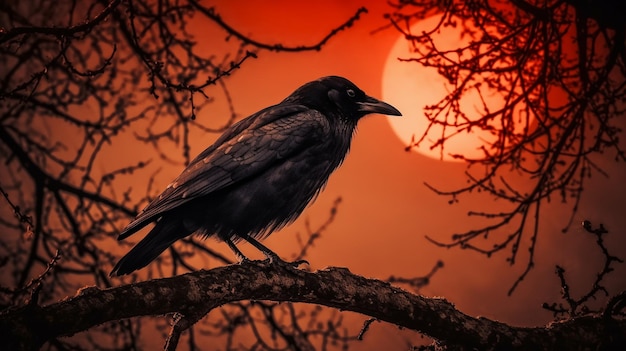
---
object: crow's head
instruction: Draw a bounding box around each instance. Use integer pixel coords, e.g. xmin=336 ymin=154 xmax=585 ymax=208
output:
xmin=285 ymin=76 xmax=402 ymax=120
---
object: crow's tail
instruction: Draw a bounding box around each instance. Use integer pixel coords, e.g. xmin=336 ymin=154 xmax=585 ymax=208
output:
xmin=110 ymin=217 xmax=188 ymax=276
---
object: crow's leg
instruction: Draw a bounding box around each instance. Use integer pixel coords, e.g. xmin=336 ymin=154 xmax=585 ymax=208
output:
xmin=238 ymin=234 xmax=308 ymax=267
xmin=224 ymin=237 xmax=250 ymax=263
xmin=238 ymin=234 xmax=280 ymax=260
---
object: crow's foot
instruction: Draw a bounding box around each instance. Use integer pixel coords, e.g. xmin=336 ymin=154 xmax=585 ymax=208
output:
xmin=261 ymin=255 xmax=308 ymax=269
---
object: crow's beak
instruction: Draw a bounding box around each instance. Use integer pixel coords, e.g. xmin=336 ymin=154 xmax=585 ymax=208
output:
xmin=357 ymin=96 xmax=402 ymax=116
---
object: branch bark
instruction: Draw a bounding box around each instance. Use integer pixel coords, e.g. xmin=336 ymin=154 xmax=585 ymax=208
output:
xmin=1 ymin=261 xmax=624 ymax=350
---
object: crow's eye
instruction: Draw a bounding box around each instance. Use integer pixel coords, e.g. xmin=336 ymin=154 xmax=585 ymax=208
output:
xmin=346 ymin=89 xmax=355 ymax=98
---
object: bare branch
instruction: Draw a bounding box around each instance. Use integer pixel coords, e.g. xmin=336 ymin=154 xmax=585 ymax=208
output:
xmin=387 ymin=0 xmax=626 ymax=293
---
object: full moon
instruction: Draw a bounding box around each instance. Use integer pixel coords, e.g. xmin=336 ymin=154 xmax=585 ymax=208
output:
xmin=382 ymin=16 xmax=500 ymax=161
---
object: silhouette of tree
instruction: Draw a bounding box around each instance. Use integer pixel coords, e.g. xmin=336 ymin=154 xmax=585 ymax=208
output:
xmin=1 ymin=0 xmax=625 ymax=350
xmin=0 ymin=0 xmax=376 ymax=349
xmin=385 ymin=0 xmax=626 ymax=293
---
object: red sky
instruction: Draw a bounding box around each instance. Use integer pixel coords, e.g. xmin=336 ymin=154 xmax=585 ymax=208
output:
xmin=116 ymin=1 xmax=626 ymax=348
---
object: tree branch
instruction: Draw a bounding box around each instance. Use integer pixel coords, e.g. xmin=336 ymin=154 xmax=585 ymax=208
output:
xmin=188 ymin=2 xmax=368 ymax=52
xmin=1 ymin=261 xmax=624 ymax=351
xmin=0 ymin=0 xmax=123 ymax=44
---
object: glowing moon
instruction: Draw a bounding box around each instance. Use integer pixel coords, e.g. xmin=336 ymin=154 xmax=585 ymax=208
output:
xmin=382 ymin=16 xmax=499 ymax=161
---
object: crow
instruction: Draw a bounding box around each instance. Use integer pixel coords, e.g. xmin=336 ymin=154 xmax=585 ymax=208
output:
xmin=110 ymin=76 xmax=401 ymax=276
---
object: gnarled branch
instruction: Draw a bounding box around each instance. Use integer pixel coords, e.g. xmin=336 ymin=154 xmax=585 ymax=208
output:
xmin=1 ymin=261 xmax=624 ymax=351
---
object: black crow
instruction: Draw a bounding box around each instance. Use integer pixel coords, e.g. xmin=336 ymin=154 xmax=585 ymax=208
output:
xmin=110 ymin=76 xmax=401 ymax=276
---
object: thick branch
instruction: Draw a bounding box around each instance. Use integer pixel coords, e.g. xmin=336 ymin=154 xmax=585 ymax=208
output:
xmin=1 ymin=261 xmax=624 ymax=350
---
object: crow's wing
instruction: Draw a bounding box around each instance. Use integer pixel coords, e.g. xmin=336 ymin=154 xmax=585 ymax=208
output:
xmin=118 ymin=104 xmax=327 ymax=239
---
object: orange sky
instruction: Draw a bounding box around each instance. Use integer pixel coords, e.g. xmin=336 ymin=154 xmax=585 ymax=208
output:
xmin=112 ymin=1 xmax=626 ymax=349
